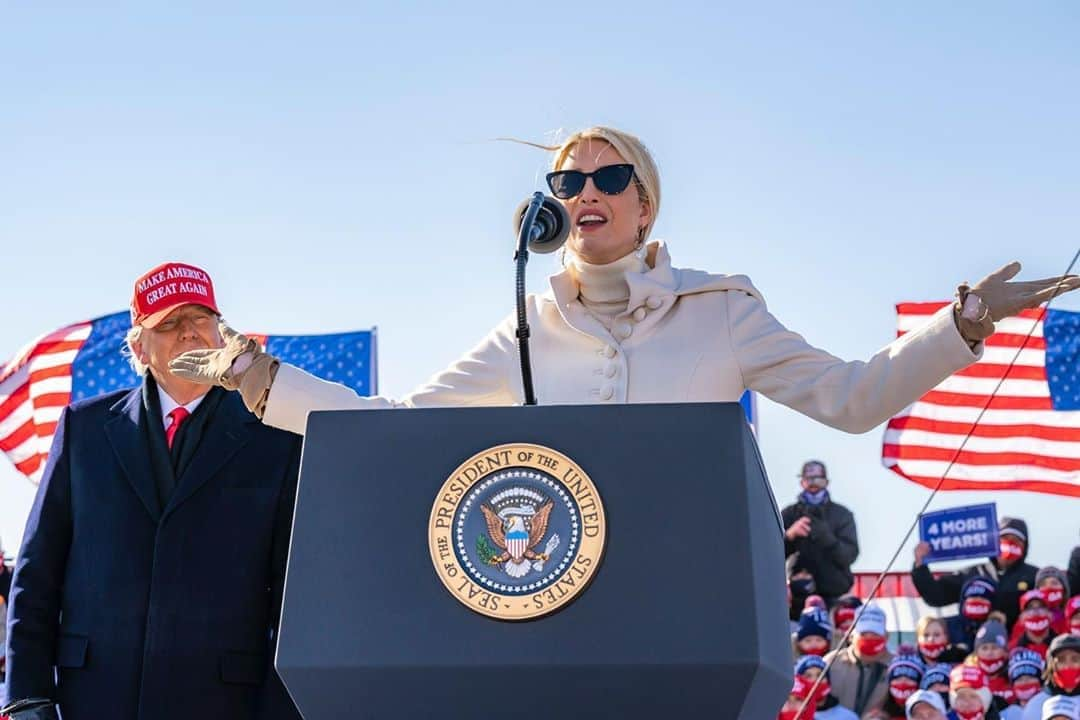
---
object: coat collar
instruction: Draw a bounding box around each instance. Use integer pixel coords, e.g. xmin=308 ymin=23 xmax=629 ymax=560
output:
xmin=104 ymin=381 xmax=257 ymax=523
xmin=546 ymin=240 xmax=765 ymax=337
xmin=105 ymin=386 xmax=160 ymax=522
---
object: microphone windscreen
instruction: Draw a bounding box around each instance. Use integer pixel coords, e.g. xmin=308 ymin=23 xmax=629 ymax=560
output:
xmin=514 ymin=196 xmax=570 ymax=254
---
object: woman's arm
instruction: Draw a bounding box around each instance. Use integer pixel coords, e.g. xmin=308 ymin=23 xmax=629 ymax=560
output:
xmin=726 ymin=290 xmax=979 ymax=434
xmin=256 ymin=315 xmax=520 ymax=435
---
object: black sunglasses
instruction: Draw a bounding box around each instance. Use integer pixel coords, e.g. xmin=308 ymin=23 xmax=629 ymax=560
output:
xmin=545 ymin=163 xmax=636 ymax=200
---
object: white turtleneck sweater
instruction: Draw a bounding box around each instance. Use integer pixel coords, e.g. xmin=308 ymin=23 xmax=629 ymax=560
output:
xmin=565 ymin=250 xmax=648 ymax=331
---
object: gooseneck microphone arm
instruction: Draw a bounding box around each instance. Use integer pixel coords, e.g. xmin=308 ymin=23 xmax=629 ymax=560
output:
xmin=514 ymin=192 xmax=544 ymax=406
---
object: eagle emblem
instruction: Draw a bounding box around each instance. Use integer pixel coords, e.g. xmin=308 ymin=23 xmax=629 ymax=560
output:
xmin=478 ymin=487 xmax=561 ymax=579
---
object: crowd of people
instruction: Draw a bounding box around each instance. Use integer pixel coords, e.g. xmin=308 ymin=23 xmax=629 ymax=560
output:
xmin=781 ymin=463 xmax=1080 ymax=720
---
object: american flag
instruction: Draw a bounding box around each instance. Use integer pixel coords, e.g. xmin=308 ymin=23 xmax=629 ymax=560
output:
xmin=0 ymin=310 xmax=376 ymax=483
xmin=883 ymin=303 xmax=1079 ymax=498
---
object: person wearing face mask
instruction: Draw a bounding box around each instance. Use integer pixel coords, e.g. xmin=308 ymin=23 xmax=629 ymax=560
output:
xmin=789 ymin=555 xmax=821 ymax=621
xmin=1012 ymin=591 xmax=1059 ymax=659
xmin=973 ymin=620 xmax=1016 ymax=710
xmin=915 ymin=519 xmax=1038 ymax=631
xmin=924 ymin=664 xmax=957 ymax=713
xmin=826 ymin=604 xmax=894 ymax=716
xmin=941 ymin=578 xmax=999 ymax=657
xmin=793 ymin=655 xmax=859 ymax=720
xmin=167 ymin=127 xmax=1079 ymax=503
xmin=907 ymin=689 xmax=950 ymax=720
xmin=1034 ymin=568 xmax=1071 ymax=637
xmin=949 ymin=664 xmax=1001 ymax=720
xmin=1066 ymin=598 xmax=1080 ymax=638
xmin=881 ymin=649 xmax=927 ymax=719
xmin=795 ymin=606 xmax=835 ymax=659
xmin=919 ymin=616 xmax=968 ymax=665
xmin=833 ymin=595 xmax=863 ymax=646
xmin=1021 ymin=634 xmax=1080 ymax=720
xmin=1002 ymin=649 xmax=1047 ymax=720
xmin=779 ymin=672 xmax=820 ymax=720
xmin=782 ymin=461 xmax=860 ymax=609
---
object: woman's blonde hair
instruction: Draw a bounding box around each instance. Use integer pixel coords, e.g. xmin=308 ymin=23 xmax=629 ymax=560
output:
xmin=916 ymin=615 xmax=947 ymax=640
xmin=513 ymin=126 xmax=661 ymax=243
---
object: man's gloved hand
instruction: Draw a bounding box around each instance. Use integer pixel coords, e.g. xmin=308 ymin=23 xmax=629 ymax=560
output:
xmin=2 ymin=698 xmax=59 ymax=720
xmin=955 ymin=262 xmax=1080 ymax=345
xmin=169 ymin=324 xmax=280 ymax=418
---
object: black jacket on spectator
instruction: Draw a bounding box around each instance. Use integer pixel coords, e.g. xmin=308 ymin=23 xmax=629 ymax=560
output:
xmin=3 ymin=383 xmax=302 ymax=720
xmin=781 ymin=498 xmax=859 ymax=600
xmin=911 ymin=528 xmax=1038 ymax=629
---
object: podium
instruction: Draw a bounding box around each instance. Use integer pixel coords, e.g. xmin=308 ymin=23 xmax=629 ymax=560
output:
xmin=276 ymin=403 xmax=790 ymax=719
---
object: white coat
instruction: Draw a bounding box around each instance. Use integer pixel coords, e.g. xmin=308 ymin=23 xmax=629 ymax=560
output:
xmin=263 ymin=241 xmax=980 ymax=436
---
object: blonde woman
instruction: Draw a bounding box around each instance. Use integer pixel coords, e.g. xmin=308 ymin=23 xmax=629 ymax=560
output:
xmin=170 ymin=126 xmax=1079 ymax=437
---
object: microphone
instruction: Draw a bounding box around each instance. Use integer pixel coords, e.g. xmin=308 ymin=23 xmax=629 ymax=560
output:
xmin=513 ymin=194 xmax=571 ymax=254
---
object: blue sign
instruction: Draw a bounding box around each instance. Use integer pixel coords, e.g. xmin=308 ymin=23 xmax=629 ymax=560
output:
xmin=919 ymin=503 xmax=999 ymax=563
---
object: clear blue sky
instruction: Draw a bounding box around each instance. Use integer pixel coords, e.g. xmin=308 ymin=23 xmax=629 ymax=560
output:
xmin=1 ymin=3 xmax=1077 ymax=569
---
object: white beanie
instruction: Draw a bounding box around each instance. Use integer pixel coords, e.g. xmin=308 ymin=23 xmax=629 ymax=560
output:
xmin=1043 ymin=695 xmax=1080 ymax=720
xmin=905 ymin=689 xmax=947 ymax=718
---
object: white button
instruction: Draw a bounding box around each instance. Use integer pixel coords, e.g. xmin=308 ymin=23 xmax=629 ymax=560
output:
xmin=632 ymin=307 xmax=647 ymax=322
xmin=645 ymin=296 xmax=663 ymax=309
xmin=615 ymin=323 xmax=633 ymax=339
xmin=600 ymin=385 xmax=615 ymax=400
xmin=605 ymin=364 xmax=618 ymax=378
xmin=602 ymin=345 xmax=617 ymax=358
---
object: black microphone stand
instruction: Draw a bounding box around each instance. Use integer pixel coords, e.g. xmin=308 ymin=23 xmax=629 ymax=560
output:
xmin=514 ymin=192 xmax=544 ymax=406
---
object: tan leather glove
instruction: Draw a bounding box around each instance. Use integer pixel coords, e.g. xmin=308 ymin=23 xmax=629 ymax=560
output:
xmin=954 ymin=262 xmax=1080 ymax=345
xmin=169 ymin=324 xmax=279 ymax=418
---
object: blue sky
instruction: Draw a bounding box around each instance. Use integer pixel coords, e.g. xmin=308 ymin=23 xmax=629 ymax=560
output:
xmin=1 ymin=3 xmax=1077 ymax=569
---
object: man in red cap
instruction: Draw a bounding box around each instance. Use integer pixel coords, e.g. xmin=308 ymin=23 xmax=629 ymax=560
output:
xmin=2 ymin=263 xmax=302 ymax=720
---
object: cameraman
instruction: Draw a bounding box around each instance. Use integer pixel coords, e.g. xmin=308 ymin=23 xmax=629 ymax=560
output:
xmin=782 ymin=460 xmax=860 ymax=608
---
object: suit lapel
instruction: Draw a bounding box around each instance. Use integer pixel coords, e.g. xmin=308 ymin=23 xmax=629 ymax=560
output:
xmin=104 ymin=387 xmax=162 ymax=523
xmin=162 ymin=392 xmax=254 ymax=520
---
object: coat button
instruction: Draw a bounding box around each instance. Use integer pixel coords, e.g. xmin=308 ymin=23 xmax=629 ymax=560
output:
xmin=645 ymin=296 xmax=663 ymax=309
xmin=605 ymin=364 xmax=618 ymax=378
xmin=600 ymin=384 xmax=615 ymax=400
xmin=602 ymin=345 xmax=617 ymax=358
xmin=632 ymin=307 xmax=647 ymax=322
xmin=614 ymin=323 xmax=633 ymax=339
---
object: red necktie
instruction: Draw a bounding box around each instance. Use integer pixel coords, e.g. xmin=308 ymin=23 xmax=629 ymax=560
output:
xmin=165 ymin=407 xmax=190 ymax=449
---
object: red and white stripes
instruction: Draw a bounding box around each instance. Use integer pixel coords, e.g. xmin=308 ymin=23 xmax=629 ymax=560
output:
xmin=883 ymin=303 xmax=1080 ymax=497
xmin=0 ymin=321 xmax=91 ymax=483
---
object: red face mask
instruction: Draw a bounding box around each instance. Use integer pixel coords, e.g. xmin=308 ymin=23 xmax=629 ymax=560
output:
xmin=977 ymin=656 xmax=1005 ymax=675
xmin=834 ymin=607 xmax=856 ymax=633
xmin=1042 ymin=587 xmax=1065 ymax=608
xmin=918 ymin=640 xmax=947 ymax=660
xmin=1023 ymin=611 xmax=1051 ymax=637
xmin=963 ymin=597 xmax=992 ymax=621
xmin=1012 ymin=679 xmax=1042 ymax=703
xmin=856 ymin=635 xmax=887 ymax=658
xmin=955 ymin=710 xmax=984 ymax=720
xmin=814 ymin=680 xmax=831 ymax=702
xmin=999 ymin=539 xmax=1024 ymax=563
xmin=778 ymin=707 xmax=813 ymax=720
xmin=800 ymin=646 xmax=827 ymax=657
xmin=888 ymin=680 xmax=917 ymax=702
xmin=1053 ymin=666 xmax=1080 ymax=693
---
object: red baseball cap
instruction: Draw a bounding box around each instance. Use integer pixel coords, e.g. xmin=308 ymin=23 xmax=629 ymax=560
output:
xmin=950 ymin=664 xmax=986 ymax=690
xmin=131 ymin=262 xmax=219 ymax=328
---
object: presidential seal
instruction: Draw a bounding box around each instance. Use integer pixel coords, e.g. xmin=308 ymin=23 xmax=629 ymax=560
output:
xmin=428 ymin=443 xmax=606 ymax=621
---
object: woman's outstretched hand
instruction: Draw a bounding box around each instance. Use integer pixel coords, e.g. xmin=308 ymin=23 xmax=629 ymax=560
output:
xmin=170 ymin=324 xmax=279 ymax=417
xmin=955 ymin=262 xmax=1080 ymax=344
xmin=170 ymin=324 xmax=259 ymax=389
